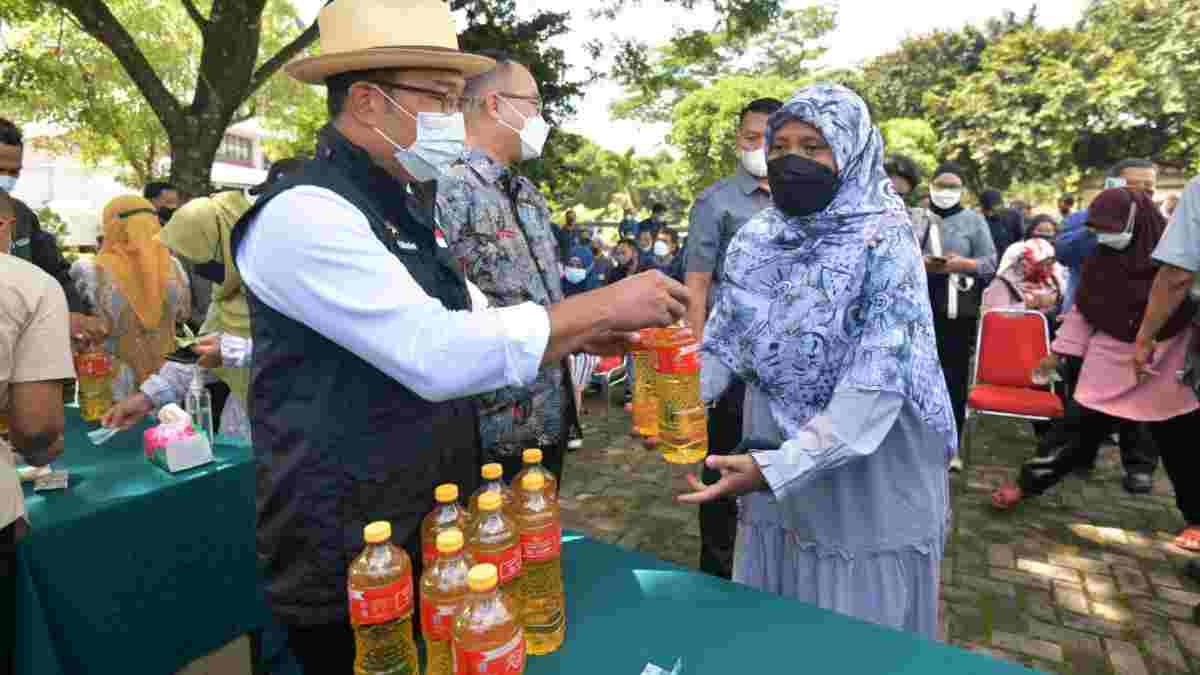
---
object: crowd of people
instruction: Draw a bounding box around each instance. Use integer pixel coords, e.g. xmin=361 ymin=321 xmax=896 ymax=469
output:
xmin=3 ymin=0 xmax=1200 ymax=672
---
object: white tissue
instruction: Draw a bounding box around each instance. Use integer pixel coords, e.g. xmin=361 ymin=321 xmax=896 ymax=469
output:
xmin=158 ymin=403 xmax=192 ymax=425
xmin=641 ymin=658 xmax=683 ymax=675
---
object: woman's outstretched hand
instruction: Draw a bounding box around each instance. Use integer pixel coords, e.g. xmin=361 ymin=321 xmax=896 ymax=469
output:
xmin=676 ymin=454 xmax=767 ymax=504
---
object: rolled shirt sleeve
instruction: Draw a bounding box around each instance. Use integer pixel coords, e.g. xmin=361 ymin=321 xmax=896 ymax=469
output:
xmin=236 ymin=186 xmax=548 ymax=403
xmin=752 ymin=389 xmax=904 ymax=499
xmin=220 ymin=334 xmax=253 ymax=369
xmin=1153 ymin=178 xmax=1200 ymax=273
xmin=141 ymin=362 xmax=198 ymax=408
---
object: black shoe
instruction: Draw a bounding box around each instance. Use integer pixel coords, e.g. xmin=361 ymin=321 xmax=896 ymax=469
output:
xmin=1123 ymin=473 xmax=1153 ymax=494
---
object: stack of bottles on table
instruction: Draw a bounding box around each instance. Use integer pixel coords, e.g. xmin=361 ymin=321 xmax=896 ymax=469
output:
xmin=629 ymin=325 xmax=709 ymax=465
xmin=349 ymin=449 xmax=564 ymax=675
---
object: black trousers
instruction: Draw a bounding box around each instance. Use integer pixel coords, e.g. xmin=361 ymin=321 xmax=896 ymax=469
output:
xmin=700 ymin=378 xmax=746 ymax=579
xmin=286 ymin=621 xmax=356 ymax=675
xmin=1021 ymin=408 xmax=1199 ymax=523
xmin=1040 ymin=356 xmax=1159 ymax=475
xmin=2 ymin=521 xmax=16 ymax=675
xmin=933 ymin=314 xmax=974 ymax=435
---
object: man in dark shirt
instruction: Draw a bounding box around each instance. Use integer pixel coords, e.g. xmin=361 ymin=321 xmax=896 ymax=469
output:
xmin=639 ymin=202 xmax=668 ymax=240
xmin=980 ymin=189 xmax=1023 ymax=258
xmin=0 ymin=117 xmax=100 ymax=340
xmin=555 ymin=209 xmax=581 ymax=261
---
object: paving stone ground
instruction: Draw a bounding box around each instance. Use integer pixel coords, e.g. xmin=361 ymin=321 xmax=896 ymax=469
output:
xmin=562 ymin=391 xmax=1200 ymax=675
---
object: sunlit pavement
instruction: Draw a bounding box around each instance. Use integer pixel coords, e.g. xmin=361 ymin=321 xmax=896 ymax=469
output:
xmin=563 ymin=392 xmax=1200 ymax=674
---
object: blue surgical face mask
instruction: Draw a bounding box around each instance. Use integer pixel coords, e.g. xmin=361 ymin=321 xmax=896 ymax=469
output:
xmin=565 ymin=266 xmax=587 ymax=284
xmin=0 ymin=175 xmax=17 ymax=193
xmin=371 ymin=85 xmax=465 ymax=182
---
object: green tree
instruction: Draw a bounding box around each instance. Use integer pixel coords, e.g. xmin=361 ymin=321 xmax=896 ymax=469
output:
xmin=669 ymin=74 xmax=799 ymax=196
xmin=878 ymin=118 xmax=938 ymax=179
xmin=611 ymin=5 xmax=836 ymax=123
xmin=0 ymin=0 xmax=318 ymax=195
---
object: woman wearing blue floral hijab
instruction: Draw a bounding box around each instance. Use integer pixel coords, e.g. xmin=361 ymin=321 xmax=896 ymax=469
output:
xmin=678 ymin=84 xmax=957 ymax=638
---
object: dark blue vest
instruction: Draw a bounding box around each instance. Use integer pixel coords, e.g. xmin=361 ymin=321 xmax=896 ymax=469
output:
xmin=231 ymin=127 xmax=482 ymax=625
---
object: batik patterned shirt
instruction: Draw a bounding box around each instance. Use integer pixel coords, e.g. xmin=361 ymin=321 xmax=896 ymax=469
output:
xmin=437 ymin=149 xmax=567 ymax=455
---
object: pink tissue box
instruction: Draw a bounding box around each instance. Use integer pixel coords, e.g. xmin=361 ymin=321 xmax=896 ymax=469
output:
xmin=143 ymin=422 xmax=195 ymax=460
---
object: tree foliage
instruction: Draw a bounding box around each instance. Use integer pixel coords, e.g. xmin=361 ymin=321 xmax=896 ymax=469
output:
xmin=611 ymin=5 xmax=835 ymax=123
xmin=0 ymin=0 xmax=318 ymax=195
xmin=669 ymin=74 xmax=800 ymax=196
xmin=878 ymin=118 xmax=938 ymax=180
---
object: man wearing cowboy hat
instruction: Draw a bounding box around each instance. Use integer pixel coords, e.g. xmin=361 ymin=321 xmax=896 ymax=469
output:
xmin=230 ymin=1 xmax=689 ymax=668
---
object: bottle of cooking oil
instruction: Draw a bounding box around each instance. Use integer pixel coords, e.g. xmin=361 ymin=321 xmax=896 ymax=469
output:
xmin=654 ymin=327 xmax=708 ymax=464
xmin=453 ymin=564 xmax=525 ymax=675
xmin=469 ymin=463 xmax=515 ymax=518
xmin=348 ymin=521 xmax=419 ymax=675
xmin=630 ymin=327 xmax=661 ymax=439
xmin=75 ymin=349 xmax=113 ymax=423
xmin=512 ymin=448 xmax=557 ymax=502
xmin=514 ymin=472 xmax=564 ymax=655
xmin=467 ymin=491 xmax=523 ymax=618
xmin=421 ymin=483 xmax=469 ymax=567
xmin=420 ymin=528 xmax=473 ymax=675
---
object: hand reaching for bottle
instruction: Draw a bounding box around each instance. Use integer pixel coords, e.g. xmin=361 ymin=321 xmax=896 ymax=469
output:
xmin=192 ymin=335 xmax=222 ymax=369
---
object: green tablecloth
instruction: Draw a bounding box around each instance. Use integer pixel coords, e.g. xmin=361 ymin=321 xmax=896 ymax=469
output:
xmin=15 ymin=408 xmax=268 ymax=675
xmin=537 ymin=534 xmax=1035 ymax=675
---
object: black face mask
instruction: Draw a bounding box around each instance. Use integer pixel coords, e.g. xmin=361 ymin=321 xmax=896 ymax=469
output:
xmin=767 ymin=154 xmax=839 ymax=218
xmin=156 ymin=207 xmax=176 ymax=224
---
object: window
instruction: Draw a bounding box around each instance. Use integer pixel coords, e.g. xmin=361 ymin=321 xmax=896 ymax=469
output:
xmin=216 ymin=134 xmax=254 ymax=164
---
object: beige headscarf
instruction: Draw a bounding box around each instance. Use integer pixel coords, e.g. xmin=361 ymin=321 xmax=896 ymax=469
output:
xmin=157 ymin=190 xmax=253 ymax=401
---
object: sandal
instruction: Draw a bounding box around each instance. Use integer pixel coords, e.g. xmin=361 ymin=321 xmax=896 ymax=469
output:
xmin=1174 ymin=526 xmax=1200 ymax=552
xmin=991 ymin=484 xmax=1023 ymax=511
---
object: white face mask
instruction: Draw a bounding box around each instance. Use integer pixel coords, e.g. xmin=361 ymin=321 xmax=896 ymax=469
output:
xmin=930 ymin=189 xmax=963 ymax=210
xmin=499 ymin=96 xmax=549 ymax=161
xmin=653 ymin=240 xmax=671 ymax=257
xmin=564 ymin=266 xmax=587 ymax=284
xmin=1096 ymin=198 xmax=1137 ymax=251
xmin=739 ymin=146 xmax=767 ymax=178
xmin=371 ymin=85 xmax=465 ymax=182
xmin=0 ymin=175 xmax=16 ymax=193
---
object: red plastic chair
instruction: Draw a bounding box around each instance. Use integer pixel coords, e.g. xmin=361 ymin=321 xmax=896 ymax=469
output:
xmin=961 ymin=309 xmax=1065 ymax=464
xmin=590 ymin=355 xmax=628 ymax=416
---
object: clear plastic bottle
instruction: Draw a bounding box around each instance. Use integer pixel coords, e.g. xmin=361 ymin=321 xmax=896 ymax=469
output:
xmin=421 ymin=528 xmax=473 ymax=675
xmin=348 ymin=521 xmax=419 ymax=675
xmin=469 ymin=463 xmax=515 ymax=518
xmin=75 ymin=349 xmax=113 ymax=423
xmin=467 ymin=491 xmax=522 ymax=618
xmin=630 ymin=328 xmax=659 ymax=438
xmin=453 ymin=564 xmax=526 ymax=675
xmin=654 ymin=327 xmax=708 ymax=464
xmin=513 ymin=472 xmax=564 ymax=655
xmin=184 ymin=368 xmax=214 ymax=444
xmin=421 ymin=483 xmax=469 ymax=567
xmin=511 ymin=449 xmax=557 ymax=502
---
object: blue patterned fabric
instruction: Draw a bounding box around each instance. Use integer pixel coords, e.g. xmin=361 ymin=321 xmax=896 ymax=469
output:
xmin=702 ymin=83 xmax=958 ymax=459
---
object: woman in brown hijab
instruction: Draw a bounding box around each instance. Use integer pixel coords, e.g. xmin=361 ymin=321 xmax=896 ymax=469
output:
xmin=88 ymin=195 xmax=191 ymax=400
xmin=992 ymin=189 xmax=1200 ymax=551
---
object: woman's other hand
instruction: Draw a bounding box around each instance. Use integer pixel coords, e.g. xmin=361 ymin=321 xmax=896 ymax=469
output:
xmin=677 ymin=454 xmax=767 ymax=504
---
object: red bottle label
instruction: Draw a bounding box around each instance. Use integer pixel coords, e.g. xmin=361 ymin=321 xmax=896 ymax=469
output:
xmin=473 ymin=545 xmax=522 ymax=585
xmin=421 ymin=598 xmax=459 ymax=642
xmin=520 ymin=524 xmax=562 ymax=563
xmin=654 ymin=341 xmax=700 ymax=375
xmin=454 ymin=631 xmax=526 ymax=675
xmin=423 ymin=541 xmax=437 ymax=568
xmin=349 ymin=576 xmax=413 ymax=625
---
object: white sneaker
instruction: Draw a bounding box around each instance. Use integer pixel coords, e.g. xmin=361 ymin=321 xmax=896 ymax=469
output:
xmin=949 ymin=457 xmax=964 ymax=472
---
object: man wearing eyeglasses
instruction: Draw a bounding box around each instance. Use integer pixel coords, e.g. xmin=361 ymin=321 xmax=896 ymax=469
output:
xmin=228 ymin=2 xmax=688 ymax=668
xmin=436 ymin=55 xmax=576 ymax=481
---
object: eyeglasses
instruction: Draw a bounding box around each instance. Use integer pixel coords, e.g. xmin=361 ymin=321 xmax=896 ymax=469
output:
xmin=364 ymin=80 xmax=463 ymax=114
xmin=499 ymin=93 xmax=544 ymax=115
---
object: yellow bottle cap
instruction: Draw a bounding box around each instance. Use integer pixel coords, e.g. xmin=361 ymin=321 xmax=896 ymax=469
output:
xmin=435 ymin=483 xmax=459 ymax=503
xmin=522 ymin=448 xmax=542 ymax=464
xmin=481 ymin=463 xmax=503 ymax=480
xmin=477 ymin=491 xmax=503 ymax=512
xmin=436 ymin=528 xmax=464 ymax=554
xmin=468 ymin=563 xmax=499 ymax=592
xmin=521 ymin=472 xmax=545 ymax=491
xmin=363 ymin=521 xmax=391 ymax=544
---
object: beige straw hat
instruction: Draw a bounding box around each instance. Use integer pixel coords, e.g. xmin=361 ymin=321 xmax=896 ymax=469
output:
xmin=286 ymin=0 xmax=496 ymax=84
